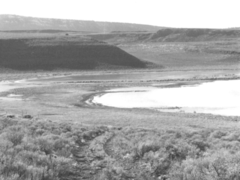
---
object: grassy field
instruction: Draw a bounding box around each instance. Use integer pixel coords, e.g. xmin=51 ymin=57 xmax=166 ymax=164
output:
xmin=119 ymin=42 xmax=240 ymax=70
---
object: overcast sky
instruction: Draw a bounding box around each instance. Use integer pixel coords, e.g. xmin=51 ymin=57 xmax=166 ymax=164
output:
xmin=0 ymin=0 xmax=239 ymax=28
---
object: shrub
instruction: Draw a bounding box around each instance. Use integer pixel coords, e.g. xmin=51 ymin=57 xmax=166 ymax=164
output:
xmin=4 ymin=126 xmax=25 ymax=146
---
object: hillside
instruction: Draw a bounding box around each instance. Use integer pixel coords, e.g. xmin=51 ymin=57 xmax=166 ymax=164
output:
xmin=147 ymin=28 xmax=240 ymax=42
xmin=1 ymin=25 xmax=239 ymax=71
xmin=89 ymin=28 xmax=240 ymax=43
xmin=0 ymin=15 xmax=162 ymax=33
xmin=89 ymin=29 xmax=240 ymax=70
xmin=0 ymin=35 xmax=146 ymax=70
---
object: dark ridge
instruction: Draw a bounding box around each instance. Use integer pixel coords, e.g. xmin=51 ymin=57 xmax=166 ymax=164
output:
xmin=0 ymin=36 xmax=146 ymax=71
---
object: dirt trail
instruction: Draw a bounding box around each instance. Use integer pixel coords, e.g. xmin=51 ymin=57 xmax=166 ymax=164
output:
xmin=69 ymin=128 xmax=115 ymax=179
xmin=103 ymin=133 xmax=117 ymax=157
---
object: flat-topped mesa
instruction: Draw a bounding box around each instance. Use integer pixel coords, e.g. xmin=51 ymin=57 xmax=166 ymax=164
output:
xmin=0 ymin=36 xmax=146 ymax=70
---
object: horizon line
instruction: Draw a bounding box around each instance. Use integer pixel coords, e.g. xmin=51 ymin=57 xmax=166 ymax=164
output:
xmin=0 ymin=14 xmax=239 ymax=30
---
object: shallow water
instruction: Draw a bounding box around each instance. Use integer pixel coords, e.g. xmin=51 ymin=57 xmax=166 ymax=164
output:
xmin=93 ymin=80 xmax=240 ymax=116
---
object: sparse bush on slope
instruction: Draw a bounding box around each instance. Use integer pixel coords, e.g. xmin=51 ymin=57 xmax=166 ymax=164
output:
xmin=0 ymin=119 xmax=77 ymax=180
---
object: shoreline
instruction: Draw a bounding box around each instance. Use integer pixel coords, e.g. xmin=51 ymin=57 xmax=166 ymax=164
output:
xmin=85 ymin=79 xmax=240 ymax=118
xmin=84 ymin=89 xmax=240 ymax=121
xmin=35 ymin=73 xmax=240 ymax=84
xmin=1 ymin=71 xmax=240 ymax=121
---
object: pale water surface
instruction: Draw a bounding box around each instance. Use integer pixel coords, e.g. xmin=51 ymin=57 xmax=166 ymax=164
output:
xmin=93 ymin=80 xmax=240 ymax=116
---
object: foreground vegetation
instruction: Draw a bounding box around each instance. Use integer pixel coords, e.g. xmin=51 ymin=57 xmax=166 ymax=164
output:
xmin=1 ymin=116 xmax=240 ymax=180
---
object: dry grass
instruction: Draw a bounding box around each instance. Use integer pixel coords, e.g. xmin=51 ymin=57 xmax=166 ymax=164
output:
xmin=119 ymin=41 xmax=240 ymax=70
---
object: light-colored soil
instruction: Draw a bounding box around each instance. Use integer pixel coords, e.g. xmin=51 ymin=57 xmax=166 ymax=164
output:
xmin=0 ymin=69 xmax=239 ymax=132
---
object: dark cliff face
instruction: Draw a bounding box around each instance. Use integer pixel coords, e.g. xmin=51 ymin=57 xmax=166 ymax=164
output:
xmin=0 ymin=15 xmax=161 ymax=32
xmin=0 ymin=36 xmax=146 ymax=70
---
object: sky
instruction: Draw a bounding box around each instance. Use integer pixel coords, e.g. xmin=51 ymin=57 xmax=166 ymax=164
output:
xmin=0 ymin=0 xmax=239 ymax=28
